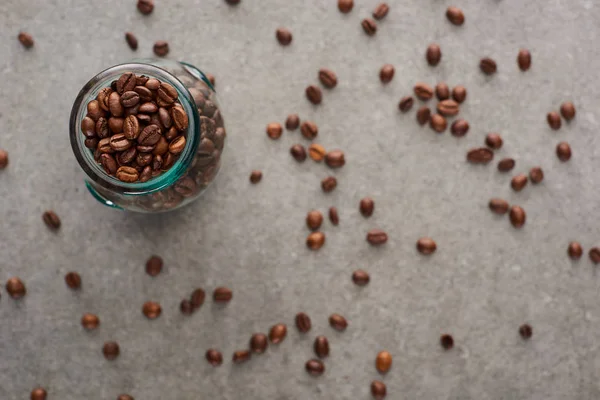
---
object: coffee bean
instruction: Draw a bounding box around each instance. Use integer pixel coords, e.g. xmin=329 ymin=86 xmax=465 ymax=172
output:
xmin=18 ymin=32 xmax=34 ymax=48
xmin=509 ymin=205 xmax=526 ymax=228
xmin=372 ymin=3 xmax=389 ymax=19
xmin=135 ymin=87 xmax=153 ymax=103
xmin=360 ymin=197 xmax=375 ymax=217
xmin=367 ymin=229 xmax=388 ymax=245
xmin=276 ymin=28 xmax=293 ymax=46
xmin=116 ymin=166 xmax=139 ymax=182
xmin=430 ymin=114 xmax=447 ymax=133
xmin=437 ymin=99 xmax=459 ymax=116
xmin=416 ymin=237 xmax=436 ymax=255
xmin=290 ymin=144 xmax=307 ymax=162
xmin=467 ymin=148 xmax=494 ymax=164
xmin=138 ymin=125 xmax=161 ymax=146
xmin=519 ymin=324 xmax=532 ymax=339
xmin=295 ymin=312 xmax=312 ymax=333
xmin=110 ymin=134 xmax=132 ymax=152
xmin=305 ymin=359 xmax=325 ymax=376
xmin=102 ymin=341 xmax=120 ymax=360
xmin=269 ymin=323 xmax=287 ymax=344
xmin=225 ymin=0 xmax=240 ymax=5
xmin=371 ymin=380 xmax=387 ymax=400
xmin=124 ymin=32 xmax=138 ymax=51
xmin=118 ymin=395 xmax=134 ymax=400
xmin=375 ymin=350 xmax=392 ymax=373
xmin=329 ymin=313 xmax=347 ymax=331
xmin=325 ymin=150 xmax=345 ymax=168
xmin=108 ymin=117 xmax=124 ymax=134
xmin=517 ymin=49 xmax=531 ymax=71
xmin=87 ymin=99 xmax=105 ymax=120
xmin=98 ymin=138 xmax=113 ymax=153
xmin=568 ymin=242 xmax=583 ymax=260
xmin=81 ymin=313 xmax=100 ymax=330
xmin=300 ymin=121 xmax=318 ymax=140
xmin=169 ymin=136 xmax=186 ymax=154
xmin=306 ymin=85 xmax=323 ymax=105
xmin=556 ymin=142 xmax=572 ymax=162
xmin=95 ymin=117 xmax=109 ymax=139
xmin=426 ymin=44 xmax=442 ymax=66
xmin=266 ymin=122 xmax=283 ymax=139
xmin=511 ymin=174 xmax=528 ymax=192
xmin=416 ymin=107 xmax=431 ymax=126
xmin=180 ymin=299 xmax=194 ymax=315
xmin=489 ymin=198 xmax=509 ymax=215
xmin=117 ymin=73 xmax=136 ymax=95
xmin=590 ymin=248 xmax=600 ymax=264
xmin=399 ymin=96 xmax=414 ymax=113
xmin=529 ymin=167 xmax=544 ymax=184
xmin=139 ymin=166 xmax=152 ymax=182
xmin=81 ymin=116 xmax=96 ymax=138
xmin=307 ymin=231 xmax=326 ymax=250
xmin=108 ymin=92 xmax=124 ymax=117
xmin=0 ymin=149 xmax=8 ymax=169
xmin=440 ymin=334 xmax=454 ymax=349
xmin=145 ymin=78 xmax=160 ymax=91
xmin=123 ymin=115 xmax=140 ymax=140
xmin=100 ymin=154 xmax=117 ymax=174
xmin=136 ymin=152 xmax=153 ymax=167
xmin=450 ymin=119 xmax=469 ymax=137
xmin=249 ymin=170 xmax=262 ymax=184
xmin=435 ymin=82 xmax=450 ymax=100
xmin=153 ymin=41 xmax=169 ymax=57
xmin=206 ymin=349 xmax=223 ymax=366
xmin=286 ymin=114 xmax=300 ymax=130
xmin=250 ymin=333 xmax=268 ymax=354
xmin=6 ymin=277 xmax=25 ymax=299
xmin=321 ymin=176 xmax=337 ymax=193
xmin=452 ymin=85 xmax=467 ymax=103
xmin=485 ymin=133 xmax=503 ymax=149
xmin=42 ymin=210 xmax=61 ymax=230
xmin=414 ymin=82 xmax=434 ymax=100
xmin=142 ymin=301 xmax=162 ymax=319
xmin=319 ymin=68 xmax=338 ymax=89
xmin=213 ymin=287 xmax=233 ymax=302
xmin=98 ymin=87 xmax=113 ymax=112
xmin=497 ymin=158 xmax=515 ymax=172
xmin=64 ymin=272 xmax=82 ymax=290
xmin=145 ymin=255 xmax=163 ymax=276
xmin=190 ymin=288 xmax=206 ymax=309
xmin=338 ymin=0 xmax=353 ymax=13
xmin=158 ymin=83 xmax=178 ymax=105
xmin=137 ymin=0 xmax=154 ymax=14
xmin=361 ymin=18 xmax=377 ymax=35
xmin=314 ymin=336 xmax=330 ymax=358
xmin=480 ymin=58 xmax=497 ymax=75
xmin=156 ymin=107 xmax=171 ymax=129
xmin=306 ymin=210 xmax=324 ymax=230
xmin=30 ymin=387 xmax=47 ymax=400
xmin=151 ymin=154 xmax=163 ymax=171
xmin=560 ymin=102 xmax=576 ymax=121
xmin=85 ymin=138 xmax=99 ymax=150
xmin=446 ymin=6 xmax=464 ymax=25
xmin=547 ymin=111 xmax=561 ymax=130
xmin=329 ymin=207 xmax=339 ymax=226
xmin=379 ymin=64 xmax=394 ymax=83
xmin=309 ymin=144 xmax=327 ymax=162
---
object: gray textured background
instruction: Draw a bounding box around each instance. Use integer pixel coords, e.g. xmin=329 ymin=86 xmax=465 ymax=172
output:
xmin=1 ymin=0 xmax=600 ymax=399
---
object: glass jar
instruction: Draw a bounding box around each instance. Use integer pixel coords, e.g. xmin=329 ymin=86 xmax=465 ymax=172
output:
xmin=69 ymin=59 xmax=226 ymax=212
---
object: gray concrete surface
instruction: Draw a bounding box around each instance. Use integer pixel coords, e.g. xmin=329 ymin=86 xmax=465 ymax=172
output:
xmin=1 ymin=0 xmax=600 ymax=399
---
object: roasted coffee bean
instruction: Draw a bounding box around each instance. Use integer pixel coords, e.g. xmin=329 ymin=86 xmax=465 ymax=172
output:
xmin=440 ymin=334 xmax=454 ymax=349
xmin=206 ymin=349 xmax=223 ymax=366
xmin=138 ymin=125 xmax=161 ymax=146
xmin=145 ymin=255 xmax=163 ymax=276
xmin=329 ymin=207 xmax=339 ymax=225
xmin=139 ymin=166 xmax=151 ymax=182
xmin=6 ymin=277 xmax=26 ymax=299
xmin=307 ymin=231 xmax=326 ymax=250
xmin=450 ymin=119 xmax=469 ymax=137
xmin=152 ymin=154 xmax=163 ymax=171
xmin=250 ymin=333 xmax=268 ymax=354
xmin=124 ymin=32 xmax=138 ymax=50
xmin=489 ymin=198 xmax=509 ymax=215
xmin=136 ymin=75 xmax=149 ymax=85
xmin=109 ymin=92 xmax=124 ymax=117
xmin=437 ymin=99 xmax=459 ymax=116
xmin=180 ymin=299 xmax=194 ymax=315
xmin=142 ymin=301 xmax=162 ymax=319
xmin=306 ymin=359 xmax=325 ymax=376
xmin=124 ymin=103 xmax=140 ymax=116
xmin=162 ymin=152 xmax=176 ymax=169
xmin=42 ymin=210 xmax=61 ymax=230
xmin=306 ymin=210 xmax=324 ymax=230
xmin=156 ymin=107 xmax=172 ymax=129
xmin=109 ymin=134 xmax=132 ymax=152
xmin=309 ymin=144 xmax=327 ymax=162
xmin=165 ymin=126 xmax=178 ymax=141
xmin=446 ymin=6 xmax=464 ymax=25
xmin=560 ymin=102 xmax=576 ymax=121
xmin=399 ymin=96 xmax=414 ymax=113
xmin=352 ymin=269 xmax=370 ymax=286
xmin=452 ymin=85 xmax=467 ymax=103
xmin=295 ymin=312 xmax=312 ymax=333
xmin=547 ymin=112 xmax=561 ymax=130
xmin=191 ymin=288 xmax=206 ymax=308
xmin=290 ymin=144 xmax=307 ymax=162
xmin=511 ymin=174 xmax=528 ymax=192
xmin=371 ymin=380 xmax=387 ymax=400
xmin=314 ymin=336 xmax=330 ymax=358
xmin=416 ymin=106 xmax=431 ymax=125
xmin=361 ymin=18 xmax=377 ymax=36
xmin=485 ymin=133 xmax=503 ymax=149
xmin=225 ymin=0 xmax=240 ymax=5
xmin=376 ymin=351 xmax=392 ymax=373
xmin=18 ymin=32 xmax=34 ymax=48
xmin=123 ymin=115 xmax=140 ymax=140
xmin=329 ymin=313 xmax=348 ymax=331
xmin=108 ymin=117 xmax=124 ymax=134
xmin=0 ymin=149 xmax=7 ymax=169
xmin=145 ymin=79 xmax=160 ymax=91
xmin=590 ymin=248 xmax=600 ymax=264
xmin=509 ymin=205 xmax=526 ymax=228
xmin=266 ymin=122 xmax=283 ymax=139
xmin=325 ymin=150 xmax=345 ymax=168
xmin=30 ymin=388 xmax=47 ymax=400
xmin=65 ymin=272 xmax=82 ymax=290
xmin=321 ymin=176 xmax=337 ymax=193
xmin=116 ymin=166 xmax=139 ymax=182
xmin=338 ymin=0 xmax=353 ymax=13
xmin=117 ymin=395 xmax=134 ymax=400
xmin=301 ymin=121 xmax=319 ymax=140
xmin=529 ymin=167 xmax=544 ymax=184
xmin=430 ymin=114 xmax=447 ymax=133
xmin=269 ymin=323 xmax=287 ymax=344
xmin=556 ymin=142 xmax=572 ymax=162
xmin=101 ymin=153 xmax=118 ymax=174
xmin=102 ymin=341 xmax=120 ymax=360
xmin=169 ymin=136 xmax=186 ymax=154
xmin=121 ymin=91 xmax=140 ymax=108
xmin=435 ymin=82 xmax=450 ymax=100
xmin=427 ymin=44 xmax=442 ymax=66
xmin=137 ymin=144 xmax=155 ymax=153
xmin=118 ymin=146 xmax=138 ymax=165
xmin=379 ymin=64 xmax=394 ymax=83
xmin=360 ymin=197 xmax=375 ymax=217
xmin=137 ymin=114 xmax=151 ymax=123
xmin=172 ymin=105 xmax=188 ymax=131
xmin=367 ymin=229 xmax=388 ymax=245
xmin=87 ymin=100 xmax=105 ymax=121
xmin=213 ymin=287 xmax=233 ymax=302
xmin=153 ymin=41 xmax=169 ymax=57
xmin=373 ymin=3 xmax=389 ymax=20
xmin=81 ymin=116 xmax=97 ymax=138
xmin=137 ymin=0 xmax=154 ymax=14
xmin=319 ymin=68 xmax=338 ymax=89
xmin=135 ymin=87 xmax=153 ymax=102
xmin=519 ymin=324 xmax=532 ymax=339
xmin=414 ymin=82 xmax=434 ymax=100
xmin=517 ymin=49 xmax=531 ymax=71
xmin=97 ymin=87 xmax=113 ymax=112
xmin=480 ymin=58 xmax=497 ymax=75
xmin=306 ymin=85 xmax=323 ymax=105
xmin=157 ymin=83 xmax=178 ymax=104
xmin=117 ymin=73 xmax=136 ymax=95
xmin=249 ymin=170 xmax=262 ymax=184
xmin=416 ymin=237 xmax=436 ymax=255
xmin=81 ymin=313 xmax=100 ymax=330
xmin=97 ymin=138 xmax=112 ymax=153
xmin=467 ymin=148 xmax=494 ymax=164
xmin=152 ymin=137 xmax=168 ymax=156
xmin=286 ymin=114 xmax=300 ymax=130
xmin=276 ymin=28 xmax=293 ymax=46
xmin=568 ymin=242 xmax=583 ymax=260
xmin=497 ymin=158 xmax=515 ymax=172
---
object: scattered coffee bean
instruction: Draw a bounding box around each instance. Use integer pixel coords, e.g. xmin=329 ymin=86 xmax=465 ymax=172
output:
xmin=306 ymin=210 xmax=324 ymax=230
xmin=309 ymin=144 xmax=327 ymax=162
xmin=497 ymin=158 xmax=516 ymax=172
xmin=371 ymin=380 xmax=387 ymax=400
xmin=556 ymin=142 xmax=572 ymax=162
xmin=321 ymin=176 xmax=337 ymax=193
xmin=250 ymin=333 xmax=268 ymax=354
xmin=509 ymin=205 xmax=526 ymax=228
xmin=352 ymin=269 xmax=370 ymax=286
xmin=437 ymin=99 xmax=459 ymax=116
xmin=319 ymin=68 xmax=338 ymax=89
xmin=206 ymin=349 xmax=223 ymax=366
xmin=446 ymin=6 xmax=464 ymax=25
xmin=6 ymin=277 xmax=25 ymax=299
xmin=276 ymin=28 xmax=293 ymax=46
xmin=450 ymin=119 xmax=469 ymax=137
xmin=305 ymin=359 xmax=325 ymax=376
xmin=560 ymin=102 xmax=576 ymax=121
xmin=118 ymin=395 xmax=134 ymax=400
xmin=269 ymin=323 xmax=287 ymax=344
xmin=225 ymin=0 xmax=240 ymax=5
xmin=42 ymin=210 xmax=61 ymax=230
xmin=290 ymin=144 xmax=307 ymax=162
xmin=416 ymin=237 xmax=436 ymax=255
xmin=517 ymin=49 xmax=531 ymax=71
xmin=440 ymin=334 xmax=454 ymax=349
xmin=300 ymin=121 xmax=319 ymax=140
xmin=314 ymin=336 xmax=330 ymax=358
xmin=399 ymin=96 xmax=414 ymax=112
xmin=142 ymin=301 xmax=162 ymax=319
xmin=360 ymin=197 xmax=375 ymax=217
xmin=519 ymin=324 xmax=532 ymax=339
xmin=180 ymin=299 xmax=194 ymax=315
xmin=480 ymin=58 xmax=497 ymax=75
xmin=307 ymin=231 xmax=326 ymax=250
xmin=435 ymin=82 xmax=450 ymax=100
xmin=213 ymin=287 xmax=233 ymax=302
xmin=373 ymin=3 xmax=389 ymax=20
xmin=329 ymin=207 xmax=339 ymax=225
xmin=18 ymin=32 xmax=34 ymax=48
xmin=414 ymin=82 xmax=434 ymax=100
xmin=489 ymin=198 xmax=509 ymax=215
xmin=286 ymin=114 xmax=300 ymax=130
xmin=430 ymin=114 xmax=447 ymax=133
xmin=379 ymin=64 xmax=394 ymax=83
xmin=137 ymin=0 xmax=154 ymax=14
xmin=367 ymin=229 xmax=388 ymax=245
xmin=589 ymin=248 xmax=600 ymax=264
xmin=547 ymin=111 xmax=562 ymax=130
xmin=426 ymin=44 xmax=442 ymax=66
xmin=511 ymin=174 xmax=528 ymax=192
xmin=81 ymin=313 xmax=100 ymax=330
xmin=452 ymin=85 xmax=467 ymax=103
xmin=250 ymin=170 xmax=262 ymax=184
xmin=30 ymin=387 xmax=47 ymax=400
xmin=232 ymin=350 xmax=251 ymax=364
xmin=125 ymin=32 xmax=138 ymax=50
xmin=306 ymin=85 xmax=323 ymax=105
xmin=376 ymin=350 xmax=392 ymax=373
xmin=145 ymin=255 xmax=163 ymax=277
xmin=529 ymin=167 xmax=544 ymax=184
xmin=325 ymin=150 xmax=345 ymax=168
xmin=416 ymin=107 xmax=431 ymax=126
xmin=153 ymin=41 xmax=169 ymax=57
xmin=329 ymin=313 xmax=348 ymax=331
xmin=467 ymin=148 xmax=494 ymax=164
xmin=295 ymin=312 xmax=312 ymax=333
xmin=362 ymin=18 xmax=377 ymax=35
xmin=191 ymin=288 xmax=206 ymax=309
xmin=338 ymin=0 xmax=353 ymax=13
xmin=102 ymin=341 xmax=120 ymax=360
xmin=65 ymin=272 xmax=82 ymax=290
xmin=266 ymin=122 xmax=283 ymax=139
xmin=568 ymin=242 xmax=583 ymax=260
xmin=0 ymin=149 xmax=8 ymax=169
